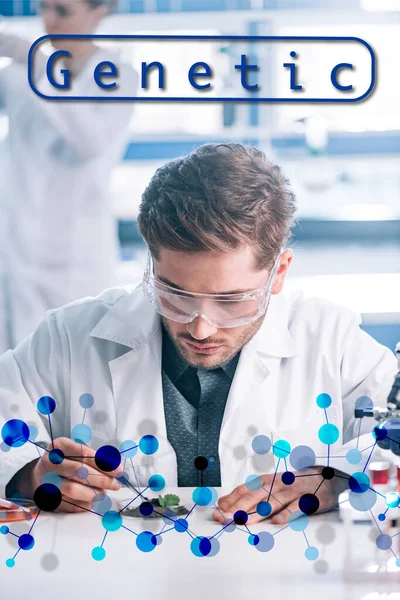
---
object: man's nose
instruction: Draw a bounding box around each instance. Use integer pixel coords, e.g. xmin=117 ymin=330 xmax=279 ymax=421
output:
xmin=186 ymin=316 xmax=218 ymax=340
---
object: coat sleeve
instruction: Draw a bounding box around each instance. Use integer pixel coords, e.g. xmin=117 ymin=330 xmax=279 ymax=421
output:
xmin=33 ymin=62 xmax=139 ymax=161
xmin=329 ymin=315 xmax=398 ymax=477
xmin=0 ymin=311 xmax=68 ymax=498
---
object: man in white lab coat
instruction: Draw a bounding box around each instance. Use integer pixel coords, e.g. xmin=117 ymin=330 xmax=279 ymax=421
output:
xmin=0 ymin=0 xmax=138 ymax=352
xmin=0 ymin=143 xmax=397 ymax=525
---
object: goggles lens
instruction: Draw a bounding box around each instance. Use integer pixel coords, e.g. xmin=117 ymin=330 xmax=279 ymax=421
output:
xmin=143 ymin=253 xmax=280 ymax=329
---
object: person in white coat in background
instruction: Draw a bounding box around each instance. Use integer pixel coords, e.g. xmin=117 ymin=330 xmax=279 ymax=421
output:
xmin=0 ymin=0 xmax=138 ymax=353
xmin=0 ymin=143 xmax=397 ymax=525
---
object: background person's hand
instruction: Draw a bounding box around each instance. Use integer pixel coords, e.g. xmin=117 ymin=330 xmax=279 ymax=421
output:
xmin=8 ymin=437 xmax=123 ymax=513
xmin=213 ymin=467 xmax=345 ymax=525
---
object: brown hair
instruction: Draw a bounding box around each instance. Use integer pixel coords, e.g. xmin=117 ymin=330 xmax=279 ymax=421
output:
xmin=137 ymin=142 xmax=296 ymax=270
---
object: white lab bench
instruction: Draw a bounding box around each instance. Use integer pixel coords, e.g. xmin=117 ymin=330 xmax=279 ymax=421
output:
xmin=1 ymin=487 xmax=399 ymax=600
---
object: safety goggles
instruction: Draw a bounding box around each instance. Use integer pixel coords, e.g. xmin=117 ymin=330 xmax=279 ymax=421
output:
xmin=142 ymin=251 xmax=280 ymax=329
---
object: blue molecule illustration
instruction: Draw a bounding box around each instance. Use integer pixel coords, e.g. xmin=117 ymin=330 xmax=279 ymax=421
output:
xmin=248 ymin=534 xmax=259 ymax=546
xmin=192 ymin=487 xmax=213 ymax=506
xmin=281 ymin=471 xmax=296 ymax=485
xmin=305 ymin=546 xmax=319 ymax=561
xmin=71 ymin=424 xmax=92 ymax=445
xmin=245 ymin=474 xmax=263 ymax=492
xmin=18 ymin=534 xmax=35 ymax=551
xmin=79 ymin=394 xmax=94 ymax=409
xmin=233 ymin=510 xmax=248 ymax=525
xmin=28 ymin=425 xmax=39 ymax=441
xmin=139 ymin=502 xmax=154 ymax=517
xmin=148 ymin=474 xmax=165 ymax=492
xmin=41 ymin=472 xmax=62 ymax=489
xmin=373 ymin=424 xmax=388 ymax=441
xmin=1 ymin=419 xmax=30 ymax=448
xmin=208 ymin=538 xmax=221 ymax=557
xmin=349 ymin=472 xmax=370 ymax=494
xmin=376 ymin=534 xmax=392 ymax=550
xmin=254 ymin=531 xmax=275 ymax=553
xmin=120 ymin=439 xmax=138 ymax=459
xmin=49 ymin=449 xmax=64 ymax=465
xmin=190 ymin=536 xmax=212 ymax=557
xmin=386 ymin=492 xmax=399 ymax=509
xmin=349 ymin=489 xmax=377 ymax=511
xmin=346 ymin=449 xmax=362 ymax=465
xmin=139 ymin=435 xmax=159 ymax=455
xmin=136 ymin=531 xmax=157 ymax=553
xmin=95 ymin=445 xmax=121 ymax=472
xmin=318 ymin=423 xmax=339 ymax=445
xmin=290 ymin=445 xmax=316 ymax=471
xmin=174 ymin=518 xmax=189 ymax=533
xmin=37 ymin=396 xmax=56 ymax=415
xmin=102 ymin=510 xmax=123 ymax=532
xmin=378 ymin=513 xmax=386 ymax=522
xmin=92 ymin=494 xmax=112 ymax=515
xmin=3 ymin=389 xmax=400 ymax=570
xmin=316 ymin=393 xmax=332 ymax=409
xmin=76 ymin=466 xmax=89 ymax=480
xmin=288 ymin=511 xmax=309 ymax=532
xmin=92 ymin=546 xmax=106 ymax=561
xmin=252 ymin=435 xmax=272 ymax=455
xmin=273 ymin=439 xmax=291 ymax=458
xmin=299 ymin=494 xmax=320 ymax=515
xmin=257 ymin=501 xmax=272 ymax=517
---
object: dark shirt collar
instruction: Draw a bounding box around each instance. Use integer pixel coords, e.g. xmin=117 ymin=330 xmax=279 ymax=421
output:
xmin=161 ymin=324 xmax=240 ymax=382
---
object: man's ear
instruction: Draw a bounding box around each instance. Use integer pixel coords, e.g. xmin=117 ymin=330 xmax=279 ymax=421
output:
xmin=271 ymin=248 xmax=293 ymax=295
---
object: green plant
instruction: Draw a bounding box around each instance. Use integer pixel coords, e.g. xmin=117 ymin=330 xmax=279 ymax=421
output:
xmin=158 ymin=494 xmax=180 ymax=507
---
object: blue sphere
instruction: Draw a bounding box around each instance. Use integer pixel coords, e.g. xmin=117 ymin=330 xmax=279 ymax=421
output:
xmin=37 ymin=396 xmax=56 ymax=415
xmin=305 ymin=546 xmax=319 ymax=561
xmin=102 ymin=510 xmax=123 ymax=532
xmin=257 ymin=501 xmax=272 ymax=517
xmin=148 ymin=474 xmax=165 ymax=492
xmin=192 ymin=487 xmax=212 ymax=506
xmin=174 ymin=518 xmax=189 ymax=533
xmin=92 ymin=546 xmax=106 ymax=561
xmin=316 ymin=393 xmax=332 ymax=409
xmin=136 ymin=531 xmax=157 ymax=553
xmin=79 ymin=394 xmax=94 ymax=409
xmin=2 ymin=419 xmax=30 ymax=448
xmin=49 ymin=449 xmax=64 ymax=465
xmin=139 ymin=435 xmax=159 ymax=455
xmin=18 ymin=534 xmax=35 ymax=551
xmin=318 ymin=424 xmax=339 ymax=445
xmin=95 ymin=445 xmax=121 ymax=472
xmin=349 ymin=472 xmax=370 ymax=494
xmin=282 ymin=471 xmax=295 ymax=485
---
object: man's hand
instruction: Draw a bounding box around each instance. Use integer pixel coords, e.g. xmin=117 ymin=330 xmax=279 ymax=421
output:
xmin=213 ymin=467 xmax=345 ymax=525
xmin=8 ymin=437 xmax=123 ymax=513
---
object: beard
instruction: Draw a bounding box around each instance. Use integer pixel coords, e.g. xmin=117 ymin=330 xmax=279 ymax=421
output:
xmin=161 ymin=313 xmax=265 ymax=371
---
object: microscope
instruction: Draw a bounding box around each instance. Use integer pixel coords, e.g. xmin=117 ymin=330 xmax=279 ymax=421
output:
xmin=355 ymin=343 xmax=400 ymax=456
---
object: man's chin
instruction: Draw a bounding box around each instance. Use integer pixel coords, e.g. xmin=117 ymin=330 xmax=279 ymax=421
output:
xmin=176 ymin=341 xmax=233 ymax=370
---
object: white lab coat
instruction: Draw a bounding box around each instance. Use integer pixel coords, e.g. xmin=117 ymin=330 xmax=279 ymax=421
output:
xmin=0 ymin=38 xmax=138 ymax=352
xmin=0 ymin=285 xmax=397 ymax=498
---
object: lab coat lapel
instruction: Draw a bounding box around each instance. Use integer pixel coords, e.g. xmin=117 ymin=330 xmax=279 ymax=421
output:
xmin=90 ymin=286 xmax=177 ymax=485
xmin=220 ymin=293 xmax=299 ymax=441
